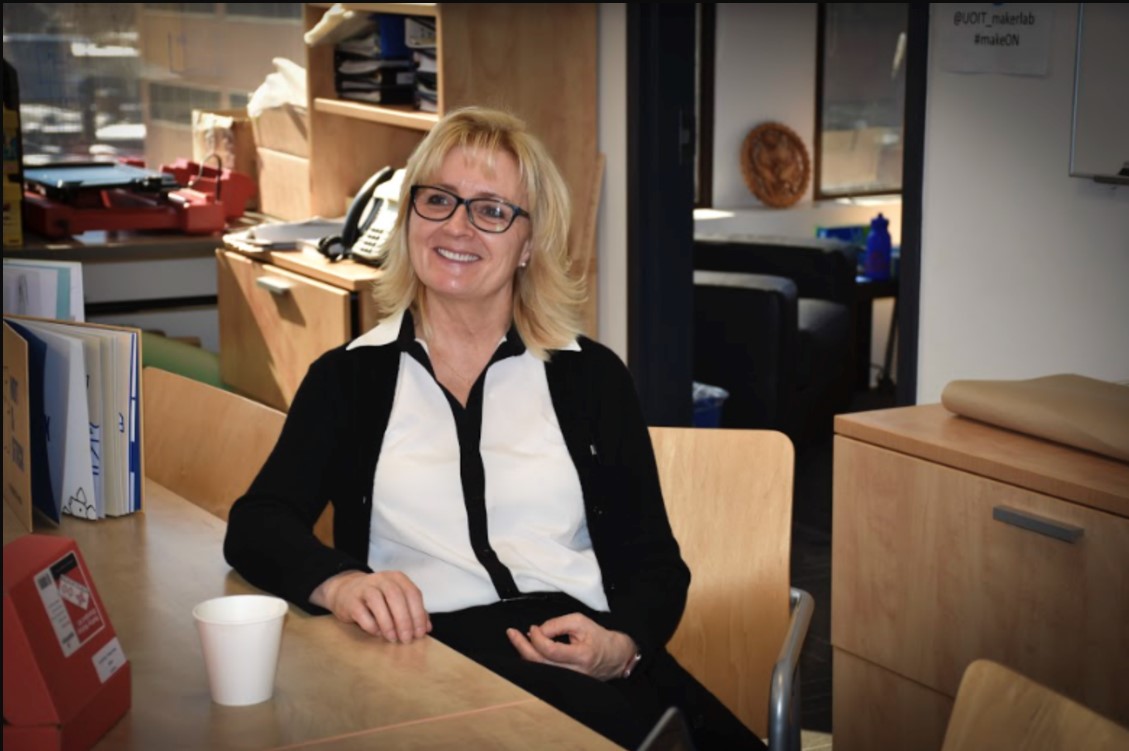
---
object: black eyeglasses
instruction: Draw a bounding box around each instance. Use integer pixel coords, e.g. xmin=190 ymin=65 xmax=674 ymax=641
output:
xmin=409 ymin=185 xmax=530 ymax=234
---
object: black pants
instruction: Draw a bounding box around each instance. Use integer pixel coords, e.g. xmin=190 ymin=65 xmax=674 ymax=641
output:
xmin=430 ymin=593 xmax=766 ymax=750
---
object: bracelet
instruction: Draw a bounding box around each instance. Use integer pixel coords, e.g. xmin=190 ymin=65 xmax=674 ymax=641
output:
xmin=621 ymin=650 xmax=643 ymax=679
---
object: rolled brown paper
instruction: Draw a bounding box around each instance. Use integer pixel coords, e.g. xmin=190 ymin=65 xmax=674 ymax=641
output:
xmin=941 ymin=374 xmax=1129 ymax=463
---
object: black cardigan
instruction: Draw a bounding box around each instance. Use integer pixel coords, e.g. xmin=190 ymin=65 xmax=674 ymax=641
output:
xmin=223 ymin=335 xmax=691 ymax=665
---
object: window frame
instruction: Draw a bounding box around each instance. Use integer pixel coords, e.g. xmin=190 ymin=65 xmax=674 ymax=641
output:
xmin=813 ymin=2 xmax=907 ymax=200
xmin=694 ymin=3 xmax=716 ymax=208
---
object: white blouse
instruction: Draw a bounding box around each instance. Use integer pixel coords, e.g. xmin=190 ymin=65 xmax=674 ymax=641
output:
xmin=348 ymin=311 xmax=608 ymax=614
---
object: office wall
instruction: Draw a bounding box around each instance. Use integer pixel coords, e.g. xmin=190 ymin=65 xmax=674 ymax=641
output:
xmin=713 ymin=4 xmax=817 ymax=209
xmin=917 ymin=3 xmax=1129 ymax=403
xmin=597 ymin=4 xmax=628 ymax=361
xmin=707 ymin=3 xmax=904 ymax=236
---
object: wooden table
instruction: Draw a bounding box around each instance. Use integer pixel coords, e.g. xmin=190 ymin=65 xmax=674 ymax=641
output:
xmin=3 ymin=481 xmax=621 ymax=750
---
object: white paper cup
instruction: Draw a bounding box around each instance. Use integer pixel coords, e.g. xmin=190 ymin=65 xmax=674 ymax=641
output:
xmin=193 ymin=594 xmax=288 ymax=706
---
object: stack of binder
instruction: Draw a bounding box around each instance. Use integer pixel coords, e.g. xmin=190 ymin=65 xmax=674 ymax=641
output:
xmin=4 ymin=314 xmax=143 ymax=524
xmin=334 ymin=15 xmax=415 ymax=105
xmin=406 ymin=17 xmax=438 ymax=112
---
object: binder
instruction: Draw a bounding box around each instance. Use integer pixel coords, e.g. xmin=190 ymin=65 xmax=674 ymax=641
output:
xmin=412 ymin=48 xmax=438 ymax=113
xmin=333 ymin=16 xmax=415 ymax=103
xmin=335 ymin=67 xmax=416 ymax=88
xmin=377 ymin=15 xmax=410 ymax=59
xmin=405 ymin=17 xmax=437 ymax=49
xmin=3 ymin=321 xmax=45 ymax=533
xmin=413 ymin=48 xmax=437 ymax=75
xmin=336 ymin=83 xmax=416 ymax=105
xmin=334 ymin=49 xmax=414 ymax=70
xmin=416 ymin=89 xmax=438 ymax=113
xmin=3 ymin=316 xmax=142 ymax=525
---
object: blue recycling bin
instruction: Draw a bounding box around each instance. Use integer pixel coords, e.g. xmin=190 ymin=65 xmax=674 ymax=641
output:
xmin=692 ymin=382 xmax=729 ymax=428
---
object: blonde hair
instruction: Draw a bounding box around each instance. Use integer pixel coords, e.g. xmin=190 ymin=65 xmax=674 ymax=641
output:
xmin=370 ymin=106 xmax=586 ymax=360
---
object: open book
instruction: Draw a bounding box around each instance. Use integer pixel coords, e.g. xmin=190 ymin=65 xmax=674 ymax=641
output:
xmin=3 ymin=315 xmax=142 ymax=530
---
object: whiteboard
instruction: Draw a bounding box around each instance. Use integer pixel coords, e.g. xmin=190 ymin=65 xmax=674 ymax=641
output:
xmin=1069 ymin=4 xmax=1129 ymax=181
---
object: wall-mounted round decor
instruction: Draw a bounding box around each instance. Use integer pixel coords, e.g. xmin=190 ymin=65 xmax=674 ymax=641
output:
xmin=740 ymin=122 xmax=811 ymax=208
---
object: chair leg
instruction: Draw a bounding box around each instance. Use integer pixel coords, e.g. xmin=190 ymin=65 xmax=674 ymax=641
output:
xmin=769 ymin=588 xmax=814 ymax=749
xmin=789 ymin=664 xmax=803 ymax=751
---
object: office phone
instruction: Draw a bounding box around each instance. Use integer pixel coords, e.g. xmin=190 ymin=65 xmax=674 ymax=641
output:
xmin=318 ymin=166 xmax=405 ymax=265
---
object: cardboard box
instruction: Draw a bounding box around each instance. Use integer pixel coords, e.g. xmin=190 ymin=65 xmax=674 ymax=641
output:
xmin=256 ymin=147 xmax=311 ymax=221
xmin=251 ymin=104 xmax=309 ymax=158
xmin=192 ymin=109 xmax=259 ymax=211
xmin=3 ymin=321 xmax=32 ymax=535
xmin=3 ymin=535 xmax=131 ymax=751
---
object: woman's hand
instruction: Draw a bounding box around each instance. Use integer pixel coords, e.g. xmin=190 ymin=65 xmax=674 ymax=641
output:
xmin=310 ymin=570 xmax=431 ymax=643
xmin=505 ymin=613 xmax=638 ymax=681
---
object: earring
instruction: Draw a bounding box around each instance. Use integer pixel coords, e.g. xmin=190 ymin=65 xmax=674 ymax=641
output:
xmin=519 ymin=261 xmax=528 ymax=269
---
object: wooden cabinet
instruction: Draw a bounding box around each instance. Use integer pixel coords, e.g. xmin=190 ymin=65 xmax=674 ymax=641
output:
xmin=831 ymin=404 xmax=1129 ymax=751
xmin=217 ymin=247 xmax=379 ymax=410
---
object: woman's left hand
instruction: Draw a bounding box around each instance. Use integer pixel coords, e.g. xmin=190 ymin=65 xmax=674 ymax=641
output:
xmin=506 ymin=613 xmax=638 ymax=682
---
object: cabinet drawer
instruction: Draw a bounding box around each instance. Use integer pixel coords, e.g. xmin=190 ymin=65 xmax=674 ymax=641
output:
xmin=832 ymin=649 xmax=952 ymax=751
xmin=832 ymin=436 xmax=1129 ymax=724
xmin=217 ymin=251 xmax=350 ymax=410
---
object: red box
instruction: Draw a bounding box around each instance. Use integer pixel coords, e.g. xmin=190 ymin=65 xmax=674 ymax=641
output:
xmin=3 ymin=535 xmax=131 ymax=751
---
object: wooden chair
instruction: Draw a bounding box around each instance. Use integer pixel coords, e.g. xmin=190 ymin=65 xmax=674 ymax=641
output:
xmin=650 ymin=427 xmax=813 ymax=750
xmin=142 ymin=367 xmax=332 ymax=544
xmin=940 ymin=659 xmax=1129 ymax=751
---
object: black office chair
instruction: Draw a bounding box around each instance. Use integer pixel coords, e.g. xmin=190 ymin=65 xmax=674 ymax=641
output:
xmin=692 ymin=235 xmax=858 ymax=446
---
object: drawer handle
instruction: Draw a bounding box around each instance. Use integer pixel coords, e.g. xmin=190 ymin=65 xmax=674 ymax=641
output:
xmin=992 ymin=506 xmax=1084 ymax=544
xmin=255 ymin=276 xmax=294 ymax=296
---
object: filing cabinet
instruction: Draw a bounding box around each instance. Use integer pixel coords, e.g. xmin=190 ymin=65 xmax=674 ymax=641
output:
xmin=831 ymin=404 xmax=1129 ymax=751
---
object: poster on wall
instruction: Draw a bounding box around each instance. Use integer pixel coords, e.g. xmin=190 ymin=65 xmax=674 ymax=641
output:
xmin=936 ymin=4 xmax=1053 ymax=76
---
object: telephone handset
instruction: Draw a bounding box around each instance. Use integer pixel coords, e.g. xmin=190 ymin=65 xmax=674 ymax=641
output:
xmin=319 ymin=166 xmax=405 ymax=265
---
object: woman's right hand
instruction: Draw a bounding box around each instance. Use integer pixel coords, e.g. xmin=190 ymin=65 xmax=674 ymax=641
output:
xmin=310 ymin=570 xmax=432 ymax=643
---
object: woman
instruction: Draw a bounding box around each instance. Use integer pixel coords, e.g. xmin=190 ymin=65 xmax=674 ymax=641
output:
xmin=224 ymin=106 xmax=763 ymax=750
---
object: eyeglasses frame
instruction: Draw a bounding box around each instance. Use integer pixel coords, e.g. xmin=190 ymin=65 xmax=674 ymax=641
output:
xmin=409 ymin=184 xmax=531 ymax=234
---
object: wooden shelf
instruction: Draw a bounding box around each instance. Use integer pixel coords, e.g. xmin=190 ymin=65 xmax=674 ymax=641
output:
xmin=337 ymin=3 xmax=438 ymax=18
xmin=313 ymin=97 xmax=437 ymax=131
xmin=301 ymin=2 xmax=597 ymax=333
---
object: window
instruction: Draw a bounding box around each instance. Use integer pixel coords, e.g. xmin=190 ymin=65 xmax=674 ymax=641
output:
xmin=143 ymin=4 xmax=217 ymax=14
xmin=148 ymin=83 xmax=221 ymax=124
xmin=227 ymin=4 xmax=302 ymax=21
xmin=815 ymin=3 xmax=908 ymax=197
xmin=3 ymin=3 xmax=302 ymax=167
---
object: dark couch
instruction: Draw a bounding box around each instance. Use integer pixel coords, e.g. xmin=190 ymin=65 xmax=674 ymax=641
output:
xmin=693 ymin=235 xmax=859 ymax=445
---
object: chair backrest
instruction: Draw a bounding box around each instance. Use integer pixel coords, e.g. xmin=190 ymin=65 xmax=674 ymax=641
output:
xmin=693 ymin=270 xmax=799 ymax=433
xmin=940 ymin=659 xmax=1129 ymax=751
xmin=650 ymin=427 xmax=793 ymax=739
xmin=142 ymin=367 xmax=332 ymax=544
xmin=694 ymin=235 xmax=859 ymax=304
